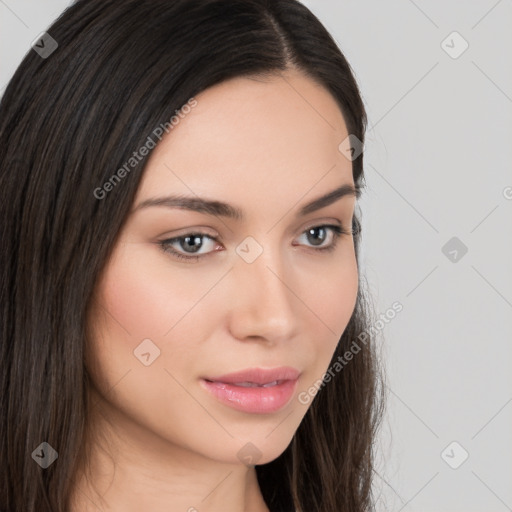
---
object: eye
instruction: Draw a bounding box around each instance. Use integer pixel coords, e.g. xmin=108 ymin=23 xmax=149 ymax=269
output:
xmin=293 ymin=224 xmax=352 ymax=253
xmin=159 ymin=232 xmax=220 ymax=262
xmin=158 ymin=224 xmax=353 ymax=263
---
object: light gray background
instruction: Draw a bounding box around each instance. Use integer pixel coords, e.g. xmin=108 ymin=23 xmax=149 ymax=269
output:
xmin=1 ymin=1 xmax=511 ymax=511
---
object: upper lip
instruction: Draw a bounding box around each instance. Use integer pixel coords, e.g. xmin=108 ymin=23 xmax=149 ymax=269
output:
xmin=203 ymin=366 xmax=300 ymax=385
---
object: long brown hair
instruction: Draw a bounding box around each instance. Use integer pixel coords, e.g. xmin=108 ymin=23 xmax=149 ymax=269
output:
xmin=0 ymin=1 xmax=385 ymax=510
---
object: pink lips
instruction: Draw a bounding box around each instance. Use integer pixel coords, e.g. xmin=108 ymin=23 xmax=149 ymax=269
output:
xmin=200 ymin=366 xmax=300 ymax=414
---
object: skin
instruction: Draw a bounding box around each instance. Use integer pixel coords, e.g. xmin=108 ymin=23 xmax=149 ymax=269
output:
xmin=70 ymin=68 xmax=359 ymax=512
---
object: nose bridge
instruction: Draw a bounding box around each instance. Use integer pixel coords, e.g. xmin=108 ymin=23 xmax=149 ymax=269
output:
xmin=229 ymin=238 xmax=299 ymax=342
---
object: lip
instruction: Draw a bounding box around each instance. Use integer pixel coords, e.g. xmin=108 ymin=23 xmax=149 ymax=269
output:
xmin=200 ymin=366 xmax=300 ymax=414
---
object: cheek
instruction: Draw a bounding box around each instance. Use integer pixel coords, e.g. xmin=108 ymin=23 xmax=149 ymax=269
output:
xmin=295 ymin=251 xmax=359 ymax=379
xmin=85 ymin=242 xmax=206 ymax=398
xmin=92 ymin=242 xmax=223 ymax=341
xmin=300 ymin=249 xmax=358 ymax=332
xmin=85 ymin=245 xmax=230 ymax=451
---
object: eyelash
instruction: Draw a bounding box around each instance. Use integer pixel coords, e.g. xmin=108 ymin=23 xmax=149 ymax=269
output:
xmin=158 ymin=224 xmax=353 ymax=263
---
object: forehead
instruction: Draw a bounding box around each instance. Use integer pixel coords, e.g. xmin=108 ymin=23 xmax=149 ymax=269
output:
xmin=135 ymin=70 xmax=354 ymax=215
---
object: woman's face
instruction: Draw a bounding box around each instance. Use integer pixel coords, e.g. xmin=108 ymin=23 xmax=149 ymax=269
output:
xmin=87 ymin=69 xmax=359 ymax=467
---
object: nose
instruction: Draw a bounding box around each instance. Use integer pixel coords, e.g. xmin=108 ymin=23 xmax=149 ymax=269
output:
xmin=227 ymin=246 xmax=300 ymax=344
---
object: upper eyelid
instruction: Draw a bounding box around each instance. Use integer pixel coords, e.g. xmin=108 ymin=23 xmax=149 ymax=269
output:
xmin=163 ymin=217 xmax=348 ymax=238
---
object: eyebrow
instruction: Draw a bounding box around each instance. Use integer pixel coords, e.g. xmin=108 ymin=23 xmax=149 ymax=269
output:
xmin=133 ymin=183 xmax=360 ymax=221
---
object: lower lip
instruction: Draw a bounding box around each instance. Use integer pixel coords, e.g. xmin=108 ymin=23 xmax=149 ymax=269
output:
xmin=200 ymin=378 xmax=298 ymax=414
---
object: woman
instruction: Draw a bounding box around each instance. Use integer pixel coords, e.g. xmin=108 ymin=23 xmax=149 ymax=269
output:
xmin=0 ymin=0 xmax=385 ymax=510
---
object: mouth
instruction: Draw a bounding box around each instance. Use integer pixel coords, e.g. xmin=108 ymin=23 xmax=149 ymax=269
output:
xmin=212 ymin=380 xmax=284 ymax=388
xmin=200 ymin=367 xmax=300 ymax=414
